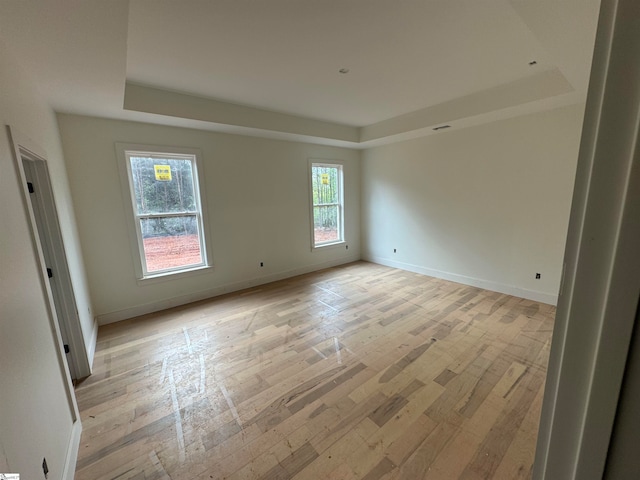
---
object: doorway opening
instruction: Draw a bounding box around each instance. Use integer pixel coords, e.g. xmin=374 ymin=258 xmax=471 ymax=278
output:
xmin=9 ymin=127 xmax=90 ymax=380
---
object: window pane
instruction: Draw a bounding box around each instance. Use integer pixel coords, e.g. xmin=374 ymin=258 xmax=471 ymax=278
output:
xmin=140 ymin=216 xmax=202 ymax=272
xmin=129 ymin=156 xmax=196 ymax=214
xmin=313 ymin=205 xmax=340 ymax=244
xmin=312 ymin=166 xmax=339 ymax=205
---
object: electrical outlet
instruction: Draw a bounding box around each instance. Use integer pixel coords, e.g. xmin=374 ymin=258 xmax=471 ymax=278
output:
xmin=536 ymin=273 xmax=541 ymax=279
xmin=42 ymin=457 xmax=49 ymax=478
xmin=393 ymin=248 xmax=397 ymax=253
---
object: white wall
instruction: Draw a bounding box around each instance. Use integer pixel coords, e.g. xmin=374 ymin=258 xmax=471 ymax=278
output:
xmin=0 ymin=40 xmax=88 ymax=480
xmin=604 ymin=305 xmax=640 ymax=477
xmin=57 ymin=114 xmax=361 ymax=323
xmin=361 ymin=103 xmax=584 ymax=304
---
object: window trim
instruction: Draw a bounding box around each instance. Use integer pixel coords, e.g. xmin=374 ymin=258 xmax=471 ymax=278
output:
xmin=308 ymin=159 xmax=345 ymax=250
xmin=116 ymin=143 xmax=213 ymax=280
xmin=125 ymin=151 xmax=205 ymax=277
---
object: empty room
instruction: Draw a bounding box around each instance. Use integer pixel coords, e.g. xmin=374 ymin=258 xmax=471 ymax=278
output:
xmin=2 ymin=1 xmax=640 ymax=480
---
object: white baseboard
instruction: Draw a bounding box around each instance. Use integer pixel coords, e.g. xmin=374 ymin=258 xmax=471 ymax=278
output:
xmin=86 ymin=317 xmax=99 ymax=371
xmin=364 ymin=255 xmax=558 ymax=305
xmin=63 ymin=419 xmax=82 ymax=480
xmin=97 ymin=255 xmax=360 ymax=325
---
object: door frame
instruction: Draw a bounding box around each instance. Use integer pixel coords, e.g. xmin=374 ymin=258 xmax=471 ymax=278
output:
xmin=533 ymin=0 xmax=640 ymax=478
xmin=8 ymin=125 xmax=91 ymax=380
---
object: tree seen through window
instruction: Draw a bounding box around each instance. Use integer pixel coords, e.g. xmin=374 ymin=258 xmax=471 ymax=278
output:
xmin=311 ymin=163 xmax=343 ymax=246
xmin=128 ymin=154 xmax=205 ymax=273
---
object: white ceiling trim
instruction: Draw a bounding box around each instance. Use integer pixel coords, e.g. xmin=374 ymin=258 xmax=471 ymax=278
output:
xmin=123 ymin=82 xmax=360 ymax=143
xmin=124 ymin=67 xmax=581 ymax=148
xmin=361 ymin=68 xmax=574 ymax=142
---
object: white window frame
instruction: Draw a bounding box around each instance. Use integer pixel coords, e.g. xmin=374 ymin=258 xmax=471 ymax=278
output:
xmin=309 ymin=159 xmax=345 ymax=250
xmin=116 ymin=143 xmax=212 ymax=281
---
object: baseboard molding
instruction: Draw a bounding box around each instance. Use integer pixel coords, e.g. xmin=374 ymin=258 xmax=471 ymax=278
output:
xmin=63 ymin=419 xmax=82 ymax=480
xmin=364 ymin=255 xmax=558 ymax=305
xmin=86 ymin=317 xmax=99 ymax=371
xmin=97 ymin=255 xmax=361 ymax=325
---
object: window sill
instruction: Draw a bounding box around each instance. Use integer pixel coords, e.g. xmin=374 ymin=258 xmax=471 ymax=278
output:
xmin=312 ymin=240 xmax=347 ymax=252
xmin=136 ymin=264 xmax=213 ymax=286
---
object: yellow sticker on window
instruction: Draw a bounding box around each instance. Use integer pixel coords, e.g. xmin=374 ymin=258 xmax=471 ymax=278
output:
xmin=321 ymin=173 xmax=330 ymax=185
xmin=154 ymin=165 xmax=172 ymax=181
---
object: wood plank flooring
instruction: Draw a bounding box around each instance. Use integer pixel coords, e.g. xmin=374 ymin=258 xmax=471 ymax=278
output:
xmin=74 ymin=261 xmax=555 ymax=480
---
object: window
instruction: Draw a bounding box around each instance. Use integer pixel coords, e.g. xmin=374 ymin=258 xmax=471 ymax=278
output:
xmin=120 ymin=147 xmax=209 ymax=277
xmin=310 ymin=161 xmax=344 ymax=247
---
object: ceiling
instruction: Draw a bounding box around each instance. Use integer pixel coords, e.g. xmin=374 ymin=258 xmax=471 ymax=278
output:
xmin=0 ymin=0 xmax=600 ymax=148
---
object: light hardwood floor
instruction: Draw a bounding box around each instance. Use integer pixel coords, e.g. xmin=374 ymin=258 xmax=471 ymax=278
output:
xmin=74 ymin=261 xmax=554 ymax=480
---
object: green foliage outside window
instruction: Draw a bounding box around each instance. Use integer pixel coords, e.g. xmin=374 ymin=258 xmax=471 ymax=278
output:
xmin=312 ymin=164 xmax=342 ymax=244
xmin=129 ymin=156 xmax=199 ymax=238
